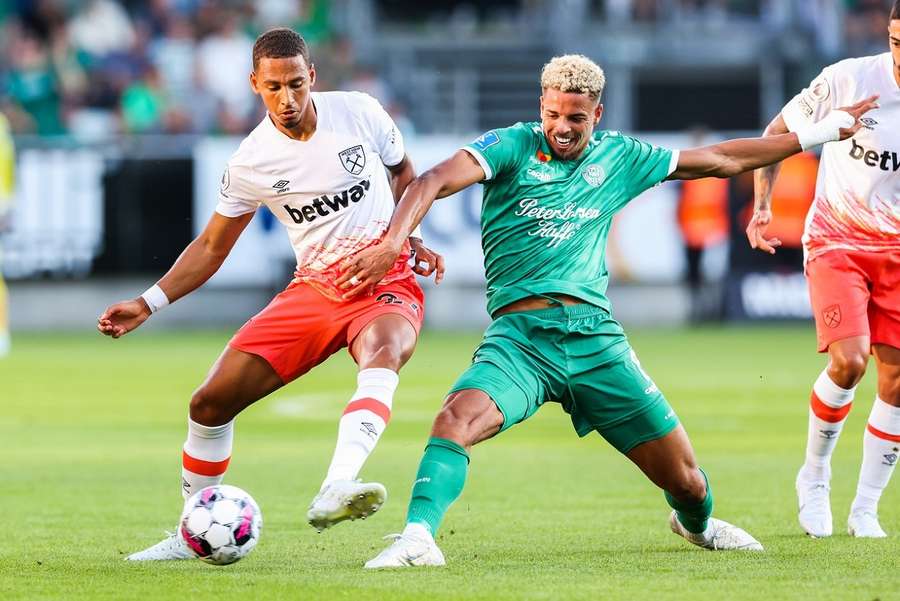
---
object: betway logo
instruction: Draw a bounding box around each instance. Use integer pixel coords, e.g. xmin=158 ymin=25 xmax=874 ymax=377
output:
xmin=283 ymin=179 xmax=370 ymax=223
xmin=849 ymin=140 xmax=900 ymax=172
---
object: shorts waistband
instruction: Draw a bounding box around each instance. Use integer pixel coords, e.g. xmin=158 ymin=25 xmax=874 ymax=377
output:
xmin=495 ymin=298 xmax=608 ymax=321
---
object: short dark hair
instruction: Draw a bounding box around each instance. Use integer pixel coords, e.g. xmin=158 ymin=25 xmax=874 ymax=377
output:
xmin=893 ymin=0 xmax=900 ymax=20
xmin=252 ymin=28 xmax=310 ymax=70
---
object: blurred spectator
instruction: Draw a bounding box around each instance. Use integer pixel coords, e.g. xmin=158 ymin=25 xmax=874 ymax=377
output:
xmin=120 ymin=66 xmax=166 ymax=133
xmin=150 ymin=14 xmax=197 ymax=110
xmin=196 ymin=10 xmax=254 ymax=126
xmin=676 ymin=129 xmax=730 ymax=321
xmin=4 ymin=31 xmax=66 ymax=134
xmin=68 ymin=0 xmax=136 ymax=61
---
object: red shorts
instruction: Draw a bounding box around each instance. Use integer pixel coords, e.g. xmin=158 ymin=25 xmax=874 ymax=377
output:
xmin=806 ymin=249 xmax=900 ymax=352
xmin=229 ymin=276 xmax=425 ymax=383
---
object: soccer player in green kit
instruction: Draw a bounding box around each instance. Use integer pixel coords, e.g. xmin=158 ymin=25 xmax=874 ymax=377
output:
xmin=335 ymin=55 xmax=877 ymax=567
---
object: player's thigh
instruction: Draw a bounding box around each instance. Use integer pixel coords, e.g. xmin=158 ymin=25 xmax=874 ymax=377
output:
xmin=807 ymin=250 xmax=872 ymax=352
xmin=191 ymin=346 xmax=284 ymax=425
xmin=568 ymin=347 xmax=679 ymax=454
xmin=348 ymin=277 xmax=425 ymax=371
xmin=432 ymin=388 xmax=505 ymax=448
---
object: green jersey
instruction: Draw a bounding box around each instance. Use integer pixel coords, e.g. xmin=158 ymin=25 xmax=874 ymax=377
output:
xmin=464 ymin=122 xmax=677 ymax=316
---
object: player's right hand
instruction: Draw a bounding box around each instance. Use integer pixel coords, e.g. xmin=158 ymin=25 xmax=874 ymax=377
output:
xmin=97 ymin=299 xmax=151 ymax=339
xmin=746 ymin=209 xmax=782 ymax=255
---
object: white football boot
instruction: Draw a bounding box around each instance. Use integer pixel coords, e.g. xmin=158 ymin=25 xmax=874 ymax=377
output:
xmin=796 ymin=471 xmax=833 ymax=538
xmin=364 ymin=524 xmax=446 ymax=569
xmin=669 ymin=511 xmax=764 ymax=551
xmin=125 ymin=530 xmax=194 ymax=561
xmin=307 ymin=479 xmax=387 ymax=532
xmin=848 ymin=510 xmax=887 ymax=538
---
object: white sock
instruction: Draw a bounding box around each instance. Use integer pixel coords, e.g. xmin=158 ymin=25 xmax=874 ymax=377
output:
xmin=851 ymin=397 xmax=900 ymax=515
xmin=403 ymin=521 xmax=433 ymax=540
xmin=181 ymin=418 xmax=234 ymax=499
xmin=801 ymin=369 xmax=855 ymax=482
xmin=322 ymin=368 xmax=398 ymax=489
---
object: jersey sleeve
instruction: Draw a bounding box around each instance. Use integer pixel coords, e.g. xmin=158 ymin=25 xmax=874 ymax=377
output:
xmin=617 ymin=134 xmax=678 ymax=201
xmin=781 ymin=66 xmax=840 ymax=132
xmin=215 ymin=162 xmax=260 ymax=217
xmin=462 ymin=124 xmax=534 ymax=181
xmin=359 ymin=94 xmax=405 ymax=168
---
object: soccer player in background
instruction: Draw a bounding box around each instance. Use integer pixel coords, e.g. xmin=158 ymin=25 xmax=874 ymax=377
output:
xmin=97 ymin=28 xmax=444 ymax=560
xmin=336 ymin=54 xmax=875 ymax=567
xmin=0 ymin=112 xmax=14 ymax=358
xmin=749 ymin=1 xmax=900 ymax=539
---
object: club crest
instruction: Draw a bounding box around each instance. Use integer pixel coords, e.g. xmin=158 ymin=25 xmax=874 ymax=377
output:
xmin=823 ymin=304 xmax=841 ymax=328
xmin=581 ymin=164 xmax=606 ymax=187
xmin=339 ymin=145 xmax=366 ymax=175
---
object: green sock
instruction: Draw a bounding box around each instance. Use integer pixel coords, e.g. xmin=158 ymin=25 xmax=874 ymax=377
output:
xmin=665 ymin=468 xmax=713 ymax=534
xmin=406 ymin=437 xmax=470 ymax=535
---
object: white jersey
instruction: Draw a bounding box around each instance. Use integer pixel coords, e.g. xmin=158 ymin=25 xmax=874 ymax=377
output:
xmin=782 ymin=52 xmax=900 ymax=262
xmin=216 ymin=91 xmax=411 ymax=298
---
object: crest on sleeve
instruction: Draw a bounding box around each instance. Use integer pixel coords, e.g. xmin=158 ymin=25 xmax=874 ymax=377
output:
xmin=472 ymin=131 xmax=500 ymax=151
xmin=805 ymin=76 xmax=830 ymax=105
xmin=220 ymin=167 xmax=231 ymax=195
xmin=339 ymin=145 xmax=366 ymax=175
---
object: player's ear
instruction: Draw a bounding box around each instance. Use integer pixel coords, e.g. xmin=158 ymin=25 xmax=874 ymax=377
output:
xmin=594 ymin=103 xmax=603 ymax=123
xmin=308 ymin=64 xmax=316 ymax=88
xmin=249 ymin=71 xmax=259 ymax=95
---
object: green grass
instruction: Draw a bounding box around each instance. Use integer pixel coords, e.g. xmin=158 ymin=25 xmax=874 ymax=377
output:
xmin=2 ymin=326 xmax=898 ymax=600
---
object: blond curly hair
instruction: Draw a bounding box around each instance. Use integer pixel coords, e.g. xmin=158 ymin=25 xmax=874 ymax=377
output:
xmin=540 ymin=55 xmax=606 ymax=102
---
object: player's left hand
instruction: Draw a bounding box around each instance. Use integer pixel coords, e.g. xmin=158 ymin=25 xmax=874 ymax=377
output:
xmin=408 ymin=237 xmax=445 ymax=283
xmin=746 ymin=209 xmax=782 ymax=255
xmin=337 ymin=241 xmax=404 ymax=299
xmin=836 ymin=95 xmax=879 ymax=140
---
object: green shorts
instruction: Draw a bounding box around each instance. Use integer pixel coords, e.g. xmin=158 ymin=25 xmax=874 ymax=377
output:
xmin=450 ymin=303 xmax=679 ymax=454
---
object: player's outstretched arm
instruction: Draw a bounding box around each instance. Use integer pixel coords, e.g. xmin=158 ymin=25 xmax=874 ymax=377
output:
xmin=747 ymin=114 xmax=790 ymax=254
xmin=97 ymin=212 xmax=254 ymax=338
xmin=669 ymin=95 xmax=878 ymax=182
xmin=337 ymin=150 xmax=485 ymax=298
xmin=386 ymin=153 xmax=446 ymax=282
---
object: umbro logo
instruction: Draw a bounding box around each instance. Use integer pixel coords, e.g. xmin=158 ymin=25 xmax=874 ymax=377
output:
xmin=273 ymin=180 xmax=290 ymax=193
xmin=859 ymin=117 xmax=878 ymax=130
xmin=820 ymin=429 xmax=839 ymax=439
xmin=360 ymin=422 xmax=379 ymax=440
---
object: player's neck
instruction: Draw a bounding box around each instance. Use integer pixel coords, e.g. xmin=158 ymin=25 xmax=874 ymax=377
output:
xmin=271 ymin=100 xmax=318 ymax=141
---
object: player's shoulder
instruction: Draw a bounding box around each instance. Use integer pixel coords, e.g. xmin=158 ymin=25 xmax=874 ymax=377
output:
xmin=317 ymin=90 xmax=385 ymax=119
xmin=471 ymin=121 xmax=540 ymax=151
xmin=593 ymin=129 xmax=650 ymax=149
xmin=826 ymin=53 xmax=888 ymax=77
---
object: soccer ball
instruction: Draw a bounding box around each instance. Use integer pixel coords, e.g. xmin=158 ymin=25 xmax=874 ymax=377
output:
xmin=179 ymin=484 xmax=262 ymax=565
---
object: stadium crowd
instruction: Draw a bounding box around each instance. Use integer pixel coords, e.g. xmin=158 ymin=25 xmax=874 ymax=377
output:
xmin=0 ymin=0 xmax=383 ymax=137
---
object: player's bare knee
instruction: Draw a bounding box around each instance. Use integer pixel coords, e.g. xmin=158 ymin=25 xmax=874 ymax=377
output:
xmin=358 ymin=342 xmax=412 ymax=372
xmin=667 ymin=468 xmax=707 ymax=505
xmin=829 ymin=351 xmax=868 ymax=387
xmin=189 ymin=387 xmax=230 ymax=426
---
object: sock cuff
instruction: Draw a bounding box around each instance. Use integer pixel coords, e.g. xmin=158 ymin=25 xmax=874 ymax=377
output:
xmin=813 ymin=370 xmax=855 ymax=407
xmin=357 ymin=368 xmax=400 ymax=390
xmin=188 ymin=417 xmax=234 ymax=439
xmin=426 ymin=437 xmax=470 ymax=463
xmin=868 ymin=397 xmax=900 ymax=437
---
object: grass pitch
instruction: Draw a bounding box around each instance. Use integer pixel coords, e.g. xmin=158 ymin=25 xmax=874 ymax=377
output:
xmin=2 ymin=325 xmax=898 ymax=600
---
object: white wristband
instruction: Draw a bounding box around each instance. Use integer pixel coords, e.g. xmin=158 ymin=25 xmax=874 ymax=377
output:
xmin=795 ymin=110 xmax=855 ymax=151
xmin=141 ymin=284 xmax=170 ymax=314
xmin=410 ymin=225 xmax=423 ymax=240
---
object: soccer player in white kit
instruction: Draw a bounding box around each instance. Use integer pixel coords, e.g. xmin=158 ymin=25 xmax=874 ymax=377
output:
xmin=749 ymin=2 xmax=900 ymax=538
xmin=97 ymin=29 xmax=445 ymax=560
